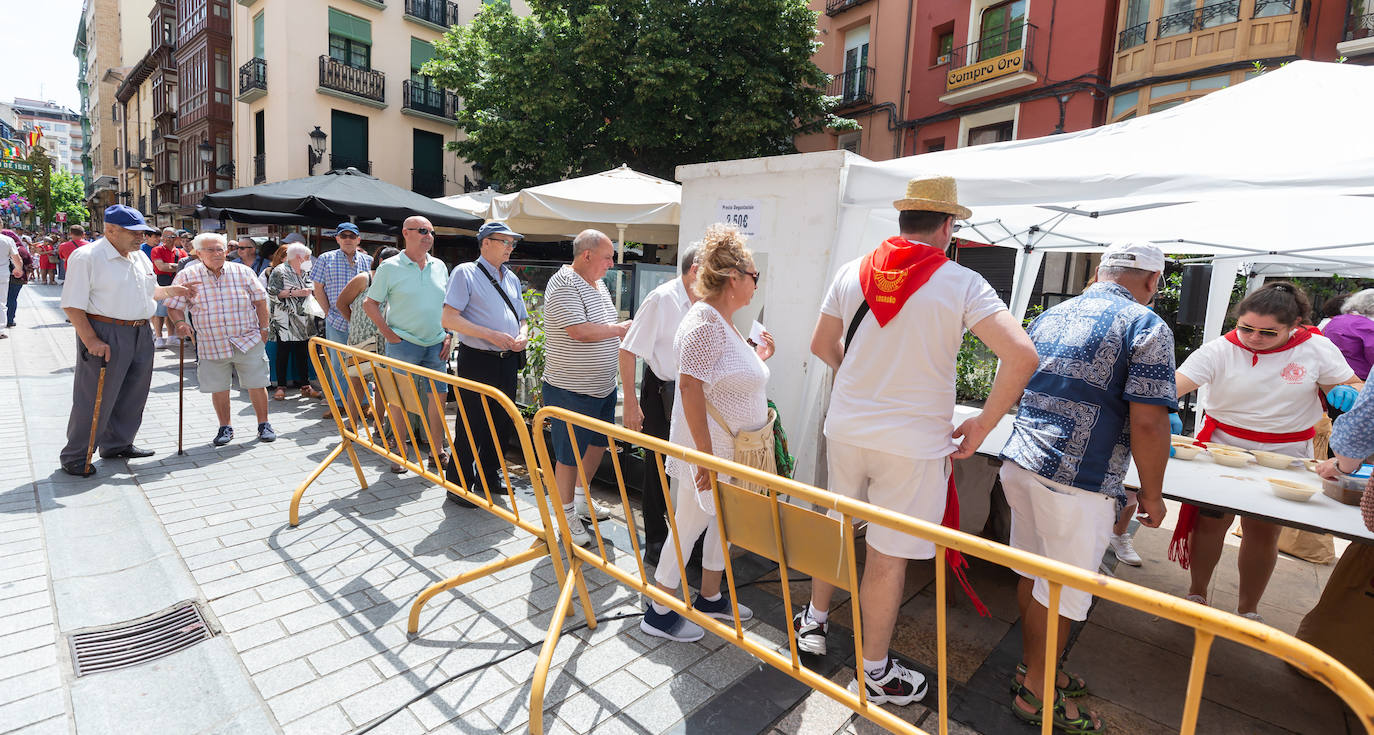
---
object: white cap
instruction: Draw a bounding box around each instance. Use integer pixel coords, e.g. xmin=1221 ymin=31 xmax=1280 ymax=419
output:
xmin=1100 ymin=240 xmax=1165 ymax=273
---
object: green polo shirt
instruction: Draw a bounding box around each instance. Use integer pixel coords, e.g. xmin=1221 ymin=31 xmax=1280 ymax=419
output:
xmin=366 ymin=251 xmax=449 ymax=346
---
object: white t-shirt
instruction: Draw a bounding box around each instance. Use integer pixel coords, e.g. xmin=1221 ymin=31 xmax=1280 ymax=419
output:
xmin=821 ymin=255 xmax=1006 ymax=459
xmin=1178 ymin=334 xmax=1355 ymax=433
xmin=542 ymin=265 xmax=620 ymax=397
xmin=665 ymin=302 xmax=770 ymax=483
xmin=60 ymin=238 xmax=159 ymax=321
xmin=620 ymin=277 xmax=691 ymax=381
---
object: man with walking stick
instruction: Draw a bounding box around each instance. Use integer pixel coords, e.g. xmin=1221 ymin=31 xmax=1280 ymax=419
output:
xmin=59 ymin=205 xmax=195 ymax=477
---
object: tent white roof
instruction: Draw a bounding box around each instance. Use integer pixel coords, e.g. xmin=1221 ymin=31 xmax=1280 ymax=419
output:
xmin=490 ymin=164 xmax=681 ymax=247
xmin=433 ymin=187 xmax=501 ymax=218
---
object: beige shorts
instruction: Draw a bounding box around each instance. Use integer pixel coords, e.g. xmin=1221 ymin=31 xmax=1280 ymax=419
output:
xmin=198 ymin=341 xmax=271 ymax=393
xmin=825 ymin=439 xmax=951 ymax=560
xmin=1000 ymin=461 xmax=1116 ymax=621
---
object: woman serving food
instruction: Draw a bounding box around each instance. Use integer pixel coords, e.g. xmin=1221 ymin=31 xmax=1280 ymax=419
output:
xmin=1170 ymin=282 xmax=1360 ymax=621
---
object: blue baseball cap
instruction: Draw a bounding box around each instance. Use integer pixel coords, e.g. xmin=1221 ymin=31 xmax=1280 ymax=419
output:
xmin=103 ymin=205 xmax=157 ymax=233
xmin=477 ymin=221 xmax=523 ymax=242
xmin=335 ymin=222 xmax=360 ymax=235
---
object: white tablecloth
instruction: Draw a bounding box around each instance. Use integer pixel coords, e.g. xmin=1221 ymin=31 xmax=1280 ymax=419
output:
xmin=953 ymin=405 xmax=1373 ymax=544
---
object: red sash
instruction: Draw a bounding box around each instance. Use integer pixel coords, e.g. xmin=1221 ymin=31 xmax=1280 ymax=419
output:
xmin=942 ymin=473 xmax=989 ymax=617
xmin=859 ymin=237 xmax=948 ymax=327
xmin=1168 ymin=417 xmax=1314 ymax=569
xmin=1223 ymin=326 xmax=1312 ymax=366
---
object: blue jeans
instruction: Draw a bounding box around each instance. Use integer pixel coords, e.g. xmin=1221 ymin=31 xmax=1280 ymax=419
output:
xmin=6 ymin=281 xmax=21 ymax=326
xmin=386 ymin=338 xmax=446 ymax=402
xmin=324 ymin=324 xmax=351 ymax=405
xmin=542 ymin=382 xmax=617 ymax=466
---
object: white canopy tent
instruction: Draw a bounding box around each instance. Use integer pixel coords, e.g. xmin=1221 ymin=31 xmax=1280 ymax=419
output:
xmin=490 ymin=164 xmax=682 ymax=258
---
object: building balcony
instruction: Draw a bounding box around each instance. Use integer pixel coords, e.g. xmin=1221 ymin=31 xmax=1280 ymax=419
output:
xmin=824 ymin=0 xmax=872 ymax=17
xmin=826 ymin=66 xmax=874 ymax=109
xmin=940 ymin=24 xmax=1037 ymax=105
xmin=330 ymin=155 xmax=371 ymax=174
xmin=1339 ymin=12 xmax=1374 ymax=57
xmin=1113 ymin=0 xmax=1298 ymax=85
xmin=1118 ymin=21 xmax=1149 ymax=51
xmin=404 ymin=0 xmax=459 ymax=30
xmin=1157 ymin=0 xmax=1239 ymax=39
xmin=238 ymin=58 xmax=267 ymax=103
xmin=253 ymin=154 xmax=265 ymax=184
xmin=412 ymin=169 xmax=444 ymax=197
xmin=318 ymin=56 xmax=386 ymax=107
xmin=401 ymin=81 xmax=459 ymax=122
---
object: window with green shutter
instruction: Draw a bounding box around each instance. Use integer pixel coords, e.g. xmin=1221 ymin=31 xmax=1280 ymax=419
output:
xmin=252 ymin=12 xmax=264 ymax=59
xmin=328 ymin=8 xmax=372 ymax=70
xmin=410 ymin=38 xmax=435 ymax=90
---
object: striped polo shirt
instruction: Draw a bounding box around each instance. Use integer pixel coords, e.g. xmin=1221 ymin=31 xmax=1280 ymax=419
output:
xmin=542 ymin=265 xmax=620 ymax=398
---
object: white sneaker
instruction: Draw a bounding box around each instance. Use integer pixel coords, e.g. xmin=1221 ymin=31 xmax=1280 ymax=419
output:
xmin=1108 ymin=532 xmax=1142 ymax=567
xmin=848 ymin=658 xmax=928 ymax=706
xmin=576 ymin=496 xmax=613 ymax=522
xmin=1241 ymin=611 xmax=1266 ymax=624
xmin=565 ymin=517 xmax=592 ymax=547
xmin=153 ymin=336 xmax=165 ymax=349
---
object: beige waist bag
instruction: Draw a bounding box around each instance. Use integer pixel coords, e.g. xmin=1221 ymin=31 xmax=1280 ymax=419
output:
xmin=705 ymin=402 xmax=777 ymax=496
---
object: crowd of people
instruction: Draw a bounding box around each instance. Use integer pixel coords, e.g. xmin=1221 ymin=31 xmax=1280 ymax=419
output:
xmin=47 ymin=173 xmax=1374 ymax=729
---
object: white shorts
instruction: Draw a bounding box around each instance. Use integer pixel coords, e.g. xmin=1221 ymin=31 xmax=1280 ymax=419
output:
xmin=198 ymin=341 xmax=271 ymax=393
xmin=825 ymin=439 xmax=950 ymax=560
xmin=1000 ymin=461 xmax=1116 ymax=621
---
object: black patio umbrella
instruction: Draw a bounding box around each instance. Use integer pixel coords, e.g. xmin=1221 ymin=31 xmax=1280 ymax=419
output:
xmin=195 ymin=205 xmax=398 ymax=234
xmin=199 ymin=168 xmax=481 ymax=230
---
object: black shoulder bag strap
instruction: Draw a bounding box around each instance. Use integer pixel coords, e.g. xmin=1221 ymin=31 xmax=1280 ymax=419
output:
xmin=843 ymin=300 xmax=871 ymax=356
xmin=476 ymin=262 xmax=527 ymax=366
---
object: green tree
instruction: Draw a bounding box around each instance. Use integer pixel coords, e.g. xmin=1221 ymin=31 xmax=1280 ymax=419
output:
xmin=48 ymin=170 xmax=88 ymax=226
xmin=424 ymin=0 xmax=843 ymax=190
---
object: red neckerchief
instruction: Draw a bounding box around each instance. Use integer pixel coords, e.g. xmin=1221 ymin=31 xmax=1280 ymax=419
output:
xmin=1223 ymin=326 xmax=1313 ymax=366
xmin=859 ymin=236 xmax=948 ymax=327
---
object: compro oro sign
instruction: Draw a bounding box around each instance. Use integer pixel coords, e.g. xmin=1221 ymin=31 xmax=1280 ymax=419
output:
xmin=946 ymin=48 xmax=1026 ymax=91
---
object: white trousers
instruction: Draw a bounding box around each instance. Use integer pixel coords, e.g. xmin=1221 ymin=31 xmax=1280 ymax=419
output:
xmin=653 ymin=477 xmax=727 ymax=589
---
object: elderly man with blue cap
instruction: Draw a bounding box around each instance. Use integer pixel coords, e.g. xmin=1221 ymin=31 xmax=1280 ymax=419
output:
xmin=313 ymin=222 xmax=373 ymax=407
xmin=58 ymin=205 xmax=196 ymax=476
xmin=440 ymin=221 xmax=529 ymax=505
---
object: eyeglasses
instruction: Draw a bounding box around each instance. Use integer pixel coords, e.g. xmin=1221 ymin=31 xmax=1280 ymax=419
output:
xmin=489 ymin=237 xmax=516 ymax=248
xmin=236 ymin=245 xmax=256 ymax=250
xmin=1236 ymin=323 xmax=1282 ymax=338
xmin=405 ymin=227 xmax=434 ymax=236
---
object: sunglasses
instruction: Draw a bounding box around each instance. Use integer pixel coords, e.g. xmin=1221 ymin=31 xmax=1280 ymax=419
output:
xmin=405 ymin=227 xmax=434 ymax=236
xmin=740 ymin=269 xmax=760 ymax=285
xmin=236 ymin=245 xmax=256 ymax=250
xmin=336 ymin=232 xmax=360 ymax=239
xmin=1236 ymin=323 xmax=1282 ymax=338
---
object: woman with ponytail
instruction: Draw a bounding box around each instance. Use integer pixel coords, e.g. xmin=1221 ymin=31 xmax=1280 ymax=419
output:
xmin=1171 ymin=281 xmax=1362 ymax=621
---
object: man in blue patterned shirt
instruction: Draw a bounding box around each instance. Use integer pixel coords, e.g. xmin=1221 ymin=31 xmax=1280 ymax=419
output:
xmin=998 ymin=241 xmax=1175 ymax=731
xmin=313 ymin=223 xmax=373 ymax=407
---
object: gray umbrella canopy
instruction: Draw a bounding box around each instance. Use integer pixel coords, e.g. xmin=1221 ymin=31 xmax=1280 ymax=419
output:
xmin=200 ymin=168 xmax=481 ymax=230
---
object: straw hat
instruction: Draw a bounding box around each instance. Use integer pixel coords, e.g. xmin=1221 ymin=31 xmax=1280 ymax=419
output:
xmin=893 ymin=176 xmax=972 ymax=220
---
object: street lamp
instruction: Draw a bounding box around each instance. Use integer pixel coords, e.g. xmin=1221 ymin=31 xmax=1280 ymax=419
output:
xmin=141 ymin=163 xmax=154 ymax=188
xmin=307 ymin=126 xmax=327 ymax=175
xmin=197 ymin=140 xmax=214 ymax=172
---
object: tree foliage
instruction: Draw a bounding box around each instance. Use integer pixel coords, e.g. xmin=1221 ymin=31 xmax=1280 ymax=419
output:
xmin=424 ymin=0 xmax=837 ymax=190
xmin=0 ymin=148 xmax=87 ymax=228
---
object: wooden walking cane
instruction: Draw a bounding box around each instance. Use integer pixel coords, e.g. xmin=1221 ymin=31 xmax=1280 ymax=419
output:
xmin=177 ymin=337 xmax=185 ymax=455
xmin=84 ymin=355 xmax=108 ymax=474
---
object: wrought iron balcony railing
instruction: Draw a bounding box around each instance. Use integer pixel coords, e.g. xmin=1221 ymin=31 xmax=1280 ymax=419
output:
xmin=1118 ymin=21 xmax=1149 ymax=51
xmin=412 ymin=169 xmax=445 ymax=198
xmin=330 ymin=155 xmax=371 ymax=174
xmin=404 ymin=0 xmax=459 ymax=28
xmin=252 ymin=154 xmax=265 ymax=184
xmin=948 ymin=23 xmax=1037 ymax=72
xmin=824 ymin=0 xmax=873 ymax=17
xmin=318 ymin=55 xmax=385 ymax=104
xmin=1346 ymin=12 xmax=1374 ymax=41
xmin=402 ymin=80 xmax=459 ymax=119
xmin=238 ymin=57 xmax=266 ymax=98
xmin=826 ymin=66 xmax=874 ymax=108
xmin=1157 ymin=0 xmax=1239 ymax=38
xmin=1253 ymin=0 xmax=1296 ymax=18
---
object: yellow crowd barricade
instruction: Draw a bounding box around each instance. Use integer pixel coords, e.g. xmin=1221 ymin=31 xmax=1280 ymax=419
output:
xmin=293 ymin=338 xmax=594 ymax=636
xmin=528 ymin=406 xmax=1374 ymax=735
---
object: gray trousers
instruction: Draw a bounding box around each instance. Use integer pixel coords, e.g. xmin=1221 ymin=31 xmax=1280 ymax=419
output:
xmin=60 ymin=319 xmax=155 ymax=465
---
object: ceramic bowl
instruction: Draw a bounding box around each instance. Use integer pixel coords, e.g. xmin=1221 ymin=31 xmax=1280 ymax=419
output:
xmin=1204 ymin=442 xmax=1245 ymax=452
xmin=1302 ymin=459 xmax=1320 ymax=473
xmin=1172 ymin=434 xmax=1196 ymax=445
xmin=1171 ymin=442 xmax=1201 ymax=461
xmin=1209 ymin=448 xmax=1252 ymax=468
xmin=1267 ymin=477 xmax=1319 ymax=502
xmin=1252 ymin=451 xmax=1297 ymax=470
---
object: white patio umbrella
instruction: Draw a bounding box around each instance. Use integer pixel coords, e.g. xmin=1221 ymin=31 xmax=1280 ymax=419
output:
xmin=489 ymin=164 xmax=681 ymax=261
xmin=433 ymin=187 xmax=501 ymax=218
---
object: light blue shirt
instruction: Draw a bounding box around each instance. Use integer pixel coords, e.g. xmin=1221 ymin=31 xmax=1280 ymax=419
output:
xmin=444 ymin=255 xmax=527 ymax=351
xmin=366 ymin=251 xmax=448 ymax=346
xmin=1331 ymin=385 xmax=1374 ymax=461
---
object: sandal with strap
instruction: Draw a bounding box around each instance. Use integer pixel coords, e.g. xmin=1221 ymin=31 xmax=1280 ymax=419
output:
xmin=1011 ymin=683 xmax=1107 ymax=734
xmin=1011 ymin=662 xmax=1090 ymax=698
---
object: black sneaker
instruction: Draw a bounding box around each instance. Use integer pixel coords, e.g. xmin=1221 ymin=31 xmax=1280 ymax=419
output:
xmin=848 ymin=658 xmax=928 ymax=706
xmin=213 ymin=426 xmax=234 ymax=446
xmin=693 ymin=593 xmax=753 ymax=622
xmin=257 ymin=422 xmax=276 ymax=442
xmin=792 ymin=610 xmax=829 ymax=656
xmin=640 ymin=605 xmax=705 ymax=642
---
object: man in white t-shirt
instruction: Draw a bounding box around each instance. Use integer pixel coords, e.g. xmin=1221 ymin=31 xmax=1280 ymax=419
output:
xmin=797 ymin=176 xmax=1040 ymax=705
xmin=619 ymin=243 xmax=699 ymax=566
xmin=0 ymin=233 xmax=21 ymax=339
xmin=542 ymin=229 xmax=632 ymax=546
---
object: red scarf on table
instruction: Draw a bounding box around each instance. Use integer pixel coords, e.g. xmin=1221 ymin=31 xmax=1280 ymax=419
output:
xmin=859 ymin=237 xmax=948 ymax=327
xmin=1168 ymin=329 xmax=1317 ymax=569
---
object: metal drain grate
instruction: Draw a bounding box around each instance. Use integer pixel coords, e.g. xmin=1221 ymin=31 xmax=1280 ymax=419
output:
xmin=69 ymin=602 xmax=214 ymax=676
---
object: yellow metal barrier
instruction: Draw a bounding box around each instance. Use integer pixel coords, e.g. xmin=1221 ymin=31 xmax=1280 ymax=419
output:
xmin=294 ymin=338 xmax=594 ymax=636
xmin=529 ymin=406 xmax=1374 ymax=735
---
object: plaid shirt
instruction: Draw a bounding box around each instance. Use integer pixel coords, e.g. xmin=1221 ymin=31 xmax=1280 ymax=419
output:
xmin=165 ymin=261 xmax=269 ymax=361
xmin=315 ymin=247 xmax=373 ymax=333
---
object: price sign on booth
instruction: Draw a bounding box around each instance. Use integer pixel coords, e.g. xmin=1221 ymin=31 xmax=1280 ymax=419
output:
xmin=716 ymin=199 xmax=765 ymax=238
